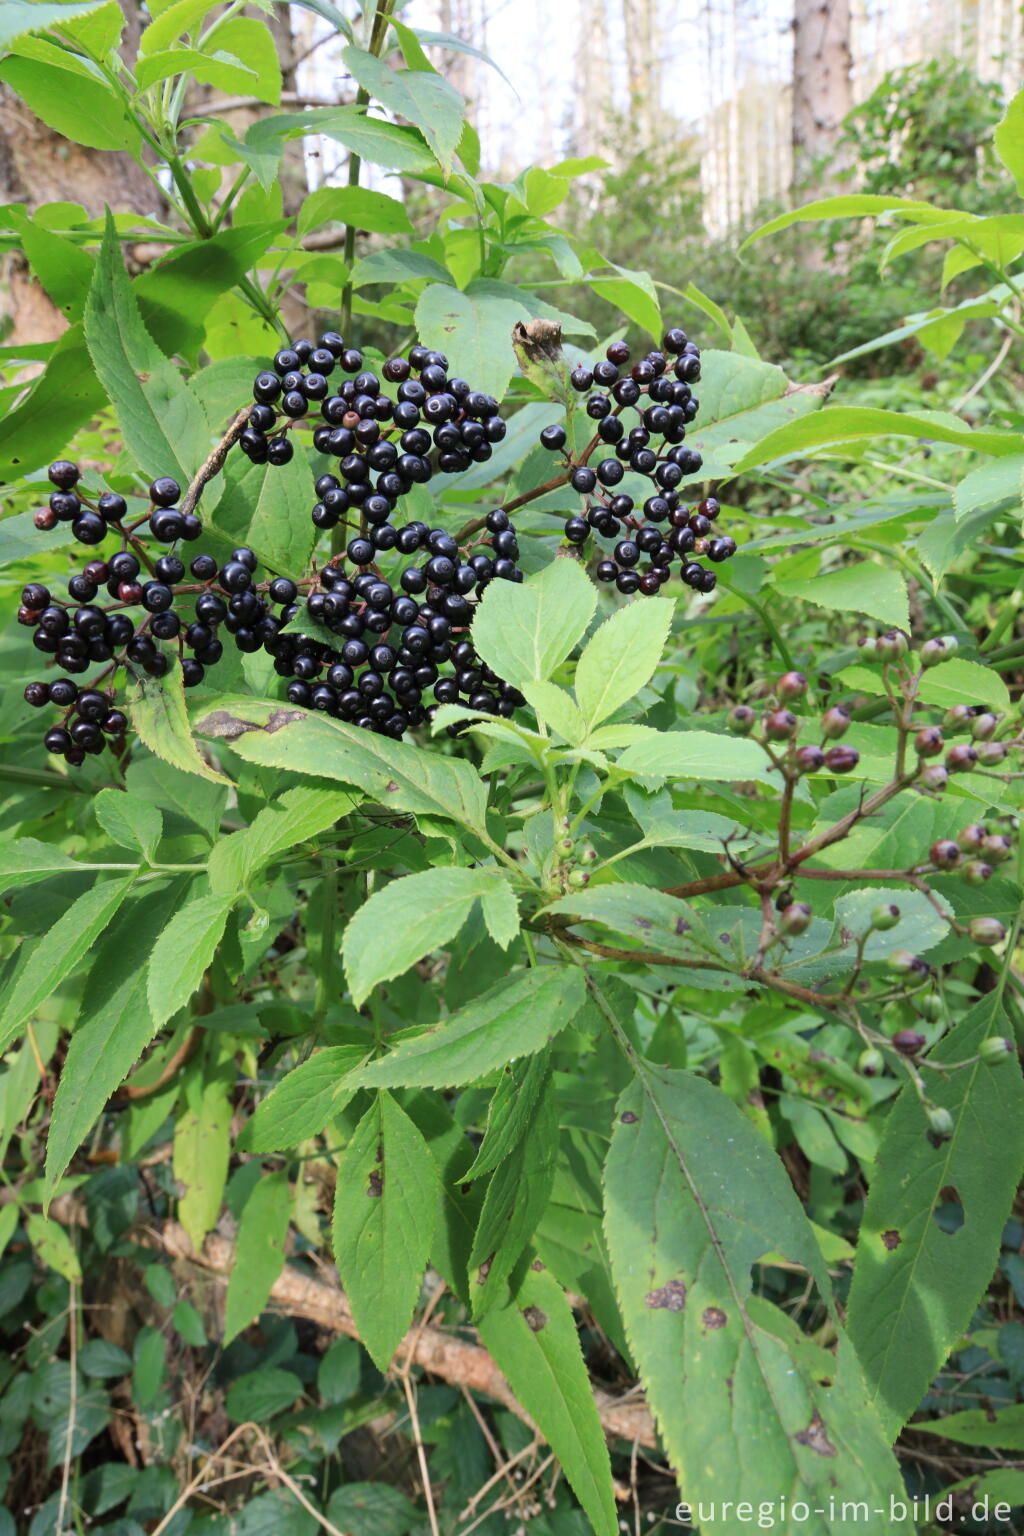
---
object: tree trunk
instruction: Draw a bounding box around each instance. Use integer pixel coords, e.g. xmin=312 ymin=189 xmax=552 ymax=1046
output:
xmin=0 ymin=1 xmax=161 ymax=348
xmin=791 ymin=0 xmax=853 ymax=190
xmin=622 ymin=0 xmax=660 ymax=149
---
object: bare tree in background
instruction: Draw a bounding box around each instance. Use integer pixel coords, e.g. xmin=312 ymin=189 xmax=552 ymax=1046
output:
xmin=573 ymin=0 xmax=613 ymax=158
xmin=622 ymin=0 xmax=661 ymax=147
xmin=792 ymin=0 xmax=852 ymax=189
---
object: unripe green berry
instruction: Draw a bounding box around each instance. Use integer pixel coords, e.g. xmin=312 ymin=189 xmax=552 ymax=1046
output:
xmin=926 ymin=1105 xmax=955 ymax=1141
xmin=578 ymin=842 xmax=598 ymax=865
xmin=914 ymin=726 xmax=944 ymax=758
xmin=971 ymin=712 xmax=1000 ymax=742
xmin=779 ymin=901 xmax=813 ymax=936
xmin=870 ymin=902 xmax=901 ymax=931
xmin=892 ymin=1027 xmax=926 ymax=1054
xmin=983 ymin=833 xmax=1012 ymax=864
xmin=556 ymin=836 xmax=575 ymax=857
xmin=969 ymin=915 xmax=1006 ymax=947
xmin=957 ymin=822 xmax=988 ymax=852
xmin=728 ymin=704 xmax=755 ymax=735
xmin=858 ymin=1047 xmax=885 ymax=1077
xmin=567 ymin=868 xmax=590 ymax=889
xmin=962 ymin=859 xmax=994 ymax=886
xmin=820 ymin=706 xmax=851 ymax=740
xmin=776 ymin=670 xmax=808 ymax=701
xmin=980 ymin=1035 xmax=1016 ymax=1065
xmin=916 ymin=993 xmax=943 ymax=1022
xmin=920 ymin=635 xmax=958 ymax=667
xmin=876 ymin=629 xmax=909 ymax=661
xmin=977 ymin=740 xmax=1008 ymax=766
xmin=929 ymin=838 xmax=960 ymax=869
xmin=889 ymin=949 xmax=926 ymax=977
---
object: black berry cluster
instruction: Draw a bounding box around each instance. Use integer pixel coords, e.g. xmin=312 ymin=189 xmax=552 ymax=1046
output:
xmin=267 ymin=507 xmax=525 ymax=738
xmin=243 ymin=333 xmax=506 ymax=528
xmin=540 ymin=327 xmax=735 ymax=596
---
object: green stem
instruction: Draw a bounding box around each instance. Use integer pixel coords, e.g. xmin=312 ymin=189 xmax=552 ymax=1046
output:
xmin=312 ymin=865 xmax=338 ymax=1029
xmin=716 ymin=576 xmax=794 ymax=669
xmin=340 ymin=0 xmax=397 ymax=333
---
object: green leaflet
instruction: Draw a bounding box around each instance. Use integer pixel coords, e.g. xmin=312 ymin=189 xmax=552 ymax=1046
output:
xmin=846 ymin=994 xmax=1024 ymax=1439
xmin=193 ymin=697 xmax=490 ymax=836
xmin=45 ymin=881 xmax=188 ymax=1195
xmin=471 ymin=559 xmax=597 ymax=691
xmin=468 ymin=1085 xmax=559 ymax=1316
xmin=174 ymin=1047 xmax=234 ymax=1249
xmin=342 ymin=867 xmax=513 ymax=1007
xmin=127 ymin=665 xmax=231 ymax=787
xmin=332 ymin=1092 xmax=439 ymax=1370
xmin=0 ymin=876 xmax=136 ymax=1051
xmin=223 ymin=1170 xmax=292 ymax=1343
xmin=478 ymin=1263 xmax=616 ymax=1536
xmin=83 ymin=212 xmax=209 ymax=485
xmin=604 ymin=1063 xmax=910 ymax=1535
xmin=147 ymin=891 xmax=235 ymax=1030
xmin=346 ymin=968 xmax=584 ymax=1090
xmin=239 ymin=1045 xmax=367 ymax=1153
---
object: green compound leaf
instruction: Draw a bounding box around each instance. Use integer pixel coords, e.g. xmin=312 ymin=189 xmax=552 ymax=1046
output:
xmin=574 ymin=598 xmax=672 ymax=729
xmin=604 ymin=1062 xmax=910 ymax=1535
xmin=147 ymin=890 xmax=235 ymax=1030
xmin=332 ymin=1092 xmax=439 ymax=1370
xmin=846 ymin=994 xmax=1024 ymax=1439
xmin=471 ymin=559 xmax=596 ymax=691
xmin=239 ymin=1045 xmax=366 ymax=1153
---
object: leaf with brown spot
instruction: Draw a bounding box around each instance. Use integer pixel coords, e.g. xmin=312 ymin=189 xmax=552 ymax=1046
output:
xmin=604 ymin=1057 xmax=910 ymax=1531
xmin=223 ymin=1170 xmax=292 ymax=1344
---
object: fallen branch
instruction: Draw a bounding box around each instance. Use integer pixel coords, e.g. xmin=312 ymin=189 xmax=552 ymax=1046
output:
xmin=44 ymin=1198 xmax=658 ymax=1452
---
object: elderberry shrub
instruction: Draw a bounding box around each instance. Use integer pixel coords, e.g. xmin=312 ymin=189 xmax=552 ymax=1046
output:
xmin=540 ymin=326 xmax=734 ymax=597
xmin=243 ymin=332 xmax=506 ymax=528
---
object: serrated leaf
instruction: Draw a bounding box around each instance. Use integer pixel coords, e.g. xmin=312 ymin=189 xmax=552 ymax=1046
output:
xmin=913 ymin=1404 xmax=1024 ymax=1450
xmin=0 ymin=838 xmax=86 ymax=894
xmin=0 ymin=324 xmax=106 ymax=484
xmin=915 ymin=658 xmax=1011 ymax=713
xmin=174 ymin=1050 xmax=233 ymax=1248
xmin=342 ymin=45 xmax=463 ymax=171
xmin=297 ymin=184 xmax=413 ymax=238
xmin=223 ymin=1170 xmax=292 ymax=1343
xmin=995 ymin=88 xmax=1024 ymax=196
xmin=348 ymin=968 xmax=585 ymax=1090
xmin=953 ymin=452 xmax=1024 ymax=520
xmin=128 ymin=664 xmax=230 ymax=786
xmin=733 ymin=405 xmax=1020 ymax=473
xmin=477 ymin=1264 xmax=616 ymax=1536
xmin=605 ymin=1063 xmax=910 ymax=1532
xmin=472 ymin=560 xmax=596 ymax=690
xmin=147 ymin=891 xmax=234 ymax=1029
xmin=332 ymin=1092 xmax=438 ymax=1370
xmin=194 ymin=697 xmax=489 ymax=835
xmin=26 ymin=1213 xmax=81 ymax=1281
xmin=94 ymin=790 xmax=162 ymax=862
xmin=208 ymin=785 xmax=356 ymax=895
xmin=415 ymin=281 xmax=525 ymax=402
xmin=83 ymin=211 xmax=208 ymax=484
xmin=615 ymin=730 xmax=780 ymax=787
xmin=0 ymin=0 xmax=106 ymax=48
xmin=774 ymin=563 xmax=910 ymax=630
xmin=846 ymin=994 xmax=1024 ymax=1438
xmin=575 ymin=599 xmax=672 ymax=728
xmin=0 ymin=876 xmax=135 ymax=1051
xmin=240 ymin=1046 xmax=366 ymax=1153
xmin=342 ymin=867 xmax=504 ymax=1007
xmin=521 ymin=681 xmax=586 ymax=745
xmin=469 ymin=1088 xmax=558 ymax=1313
xmin=479 ymin=878 xmax=519 ymax=949
xmin=213 ymin=448 xmax=315 ymax=574
xmin=0 ymin=52 xmax=137 ymax=151
xmin=45 ymin=882 xmax=187 ymax=1194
